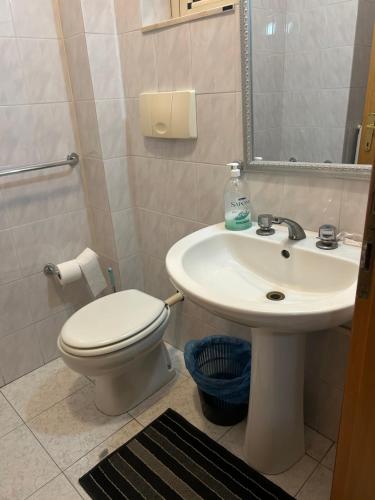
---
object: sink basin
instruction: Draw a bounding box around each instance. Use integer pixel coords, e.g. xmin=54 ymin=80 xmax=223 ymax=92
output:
xmin=166 ymin=223 xmax=361 ymax=473
xmin=166 ymin=223 xmax=360 ymax=332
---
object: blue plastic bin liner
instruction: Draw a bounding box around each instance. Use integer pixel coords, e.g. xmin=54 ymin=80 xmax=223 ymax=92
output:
xmin=184 ymin=335 xmax=251 ymax=406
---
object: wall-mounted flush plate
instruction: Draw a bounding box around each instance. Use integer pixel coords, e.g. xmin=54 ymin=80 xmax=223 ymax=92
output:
xmin=139 ymin=90 xmax=197 ymax=139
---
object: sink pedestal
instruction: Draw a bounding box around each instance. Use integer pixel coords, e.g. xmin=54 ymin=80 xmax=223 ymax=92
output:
xmin=244 ymin=329 xmax=306 ymax=474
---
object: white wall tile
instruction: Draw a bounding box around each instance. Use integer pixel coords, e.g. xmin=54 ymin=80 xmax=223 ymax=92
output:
xmin=58 ymin=0 xmax=84 ymax=38
xmin=136 ymin=209 xmax=169 ymax=259
xmin=142 ymin=253 xmax=174 ymax=300
xmin=191 ymin=12 xmax=238 ymax=93
xmin=88 ymin=207 xmax=117 ymax=260
xmin=324 ymin=1 xmax=358 ymax=48
xmin=196 ymin=164 xmax=230 ymax=225
xmin=164 ymin=160 xmax=198 ymax=219
xmin=280 ymin=174 xmax=343 ymax=231
xmin=131 ymin=156 xmax=167 ymax=211
xmin=26 ymin=273 xmax=65 ymax=323
xmin=140 ymin=0 xmax=171 ymax=27
xmin=96 ymin=99 xmax=127 ymax=159
xmin=35 ymin=308 xmax=72 ymax=363
xmin=339 ymin=179 xmax=370 ymax=235
xmin=104 ymin=157 xmax=133 ymax=212
xmin=120 ymin=30 xmax=157 ymax=97
xmin=114 ymin=0 xmax=142 ymax=33
xmin=0 ymin=38 xmax=27 ymax=105
xmin=86 ymin=34 xmax=123 ymax=99
xmin=0 ymin=229 xmax=21 ymax=285
xmin=0 ymin=0 xmax=14 ymax=36
xmin=191 ymin=93 xmax=238 ymax=164
xmin=0 ymin=325 xmax=44 ymax=383
xmin=1 ymin=162 xmax=85 ymax=227
xmin=64 ymin=34 xmax=94 ymax=101
xmin=10 ymin=0 xmax=59 ymax=38
xmin=12 ymin=210 xmax=91 ymax=277
xmin=18 ymin=39 xmax=69 ymax=103
xmin=75 ymin=100 xmax=102 ymax=158
xmin=83 ymin=158 xmax=110 ymax=211
xmin=81 ymin=0 xmax=116 ymax=34
xmin=112 ymin=208 xmax=139 ymax=259
xmin=33 ymin=103 xmax=77 ymax=162
xmin=155 ymin=24 xmax=192 ymax=92
xmin=0 ymin=279 xmax=32 ymax=338
xmin=0 ymin=106 xmax=39 ymax=167
xmin=119 ymin=254 xmax=144 ymax=290
xmin=0 ymin=0 xmax=91 ymax=389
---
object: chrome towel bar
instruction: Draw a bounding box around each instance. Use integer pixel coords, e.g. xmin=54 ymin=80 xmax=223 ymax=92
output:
xmin=0 ymin=152 xmax=79 ymax=178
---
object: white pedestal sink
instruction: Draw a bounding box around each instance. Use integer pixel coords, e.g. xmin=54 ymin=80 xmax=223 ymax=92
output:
xmin=166 ymin=223 xmax=360 ymax=474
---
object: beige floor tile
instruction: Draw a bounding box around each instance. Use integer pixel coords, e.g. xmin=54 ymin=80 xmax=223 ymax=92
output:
xmin=129 ymin=371 xmax=187 ymax=418
xmin=321 ymin=444 xmax=336 ymax=470
xmin=28 ymin=384 xmax=132 ymax=470
xmin=305 ymin=426 xmax=333 ymax=461
xmin=165 ymin=342 xmax=189 ymax=376
xmin=2 ymin=357 xmax=89 ymax=421
xmin=131 ymin=376 xmax=229 ymax=441
xmin=0 ymin=392 xmax=22 ymax=438
xmin=218 ymin=420 xmax=247 ymax=460
xmin=28 ymin=474 xmax=81 ymax=499
xmin=265 ymin=455 xmax=319 ymax=497
xmin=297 ymin=465 xmax=333 ymax=500
xmin=65 ymin=419 xmax=143 ymax=499
xmin=0 ymin=425 xmax=59 ymax=500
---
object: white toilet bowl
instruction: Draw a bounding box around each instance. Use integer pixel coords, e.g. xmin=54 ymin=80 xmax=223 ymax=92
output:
xmin=58 ymin=289 xmax=176 ymax=416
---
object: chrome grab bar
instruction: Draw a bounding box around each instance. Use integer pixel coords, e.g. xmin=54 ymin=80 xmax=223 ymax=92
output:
xmin=0 ymin=152 xmax=79 ymax=178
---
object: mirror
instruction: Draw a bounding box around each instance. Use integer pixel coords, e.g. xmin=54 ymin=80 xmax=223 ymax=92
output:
xmin=141 ymin=0 xmax=237 ymax=31
xmin=246 ymin=0 xmax=375 ymax=166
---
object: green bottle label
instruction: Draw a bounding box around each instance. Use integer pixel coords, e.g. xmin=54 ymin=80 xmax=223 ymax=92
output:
xmin=225 ymin=196 xmax=251 ymax=231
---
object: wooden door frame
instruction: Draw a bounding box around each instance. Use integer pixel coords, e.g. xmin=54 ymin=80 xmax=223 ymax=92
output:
xmin=331 ymin=156 xmax=375 ymax=499
xmin=358 ymin=27 xmax=375 ymax=164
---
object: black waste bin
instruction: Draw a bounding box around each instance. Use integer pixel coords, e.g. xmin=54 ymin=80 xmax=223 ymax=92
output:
xmin=184 ymin=336 xmax=251 ymax=426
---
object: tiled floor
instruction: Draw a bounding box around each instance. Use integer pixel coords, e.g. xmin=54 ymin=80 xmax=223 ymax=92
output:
xmin=0 ymin=344 xmax=335 ymax=500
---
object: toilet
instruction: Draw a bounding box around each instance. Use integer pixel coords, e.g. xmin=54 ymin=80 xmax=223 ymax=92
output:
xmin=58 ymin=289 xmax=175 ymax=416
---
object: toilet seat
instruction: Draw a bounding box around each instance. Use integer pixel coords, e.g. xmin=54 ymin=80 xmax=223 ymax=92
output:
xmin=59 ymin=289 xmax=169 ymax=357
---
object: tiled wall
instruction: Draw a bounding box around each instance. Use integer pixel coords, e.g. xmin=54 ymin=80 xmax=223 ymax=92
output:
xmin=59 ymin=0 xmax=143 ymax=292
xmin=252 ymin=0 xmax=286 ymax=160
xmin=0 ymin=0 xmax=92 ymax=385
xmin=252 ymin=0 xmax=375 ymax=163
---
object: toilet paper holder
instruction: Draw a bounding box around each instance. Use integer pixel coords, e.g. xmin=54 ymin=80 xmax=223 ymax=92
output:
xmin=44 ymin=263 xmax=60 ymax=277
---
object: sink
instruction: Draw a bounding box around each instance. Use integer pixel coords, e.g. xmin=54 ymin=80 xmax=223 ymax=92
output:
xmin=166 ymin=223 xmax=360 ymax=473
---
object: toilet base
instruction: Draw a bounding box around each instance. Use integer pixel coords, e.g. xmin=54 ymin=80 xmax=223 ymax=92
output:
xmin=94 ymin=342 xmax=176 ymax=416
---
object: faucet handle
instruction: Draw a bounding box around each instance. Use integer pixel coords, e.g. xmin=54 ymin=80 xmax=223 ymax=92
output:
xmin=318 ymin=224 xmax=337 ymax=241
xmin=257 ymin=214 xmax=275 ymax=236
xmin=317 ymin=224 xmax=338 ymax=250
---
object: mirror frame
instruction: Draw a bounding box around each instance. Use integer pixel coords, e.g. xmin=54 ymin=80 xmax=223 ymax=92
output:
xmin=239 ymin=0 xmax=372 ymax=180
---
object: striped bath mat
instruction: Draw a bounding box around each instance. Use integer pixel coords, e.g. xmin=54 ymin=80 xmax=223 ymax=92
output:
xmin=80 ymin=408 xmax=294 ymax=500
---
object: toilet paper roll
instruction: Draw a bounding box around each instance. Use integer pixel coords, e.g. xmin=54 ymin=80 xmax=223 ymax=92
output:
xmin=76 ymin=248 xmax=107 ymax=298
xmin=55 ymin=260 xmax=82 ymax=286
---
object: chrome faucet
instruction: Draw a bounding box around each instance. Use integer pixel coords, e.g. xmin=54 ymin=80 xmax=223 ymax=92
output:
xmin=257 ymin=214 xmax=307 ymax=240
xmin=272 ymin=217 xmax=306 ymax=241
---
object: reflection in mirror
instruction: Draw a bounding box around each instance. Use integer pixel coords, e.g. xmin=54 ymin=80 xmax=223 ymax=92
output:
xmin=251 ymin=1 xmax=375 ymax=165
xmin=141 ymin=0 xmax=237 ymax=30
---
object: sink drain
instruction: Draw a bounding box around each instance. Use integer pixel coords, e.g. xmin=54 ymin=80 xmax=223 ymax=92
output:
xmin=266 ymin=291 xmax=285 ymax=301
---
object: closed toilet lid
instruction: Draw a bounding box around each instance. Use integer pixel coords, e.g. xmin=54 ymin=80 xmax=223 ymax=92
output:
xmin=61 ymin=289 xmax=166 ymax=350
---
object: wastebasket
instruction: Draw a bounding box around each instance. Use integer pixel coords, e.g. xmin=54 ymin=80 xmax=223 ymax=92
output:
xmin=184 ymin=336 xmax=251 ymax=426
